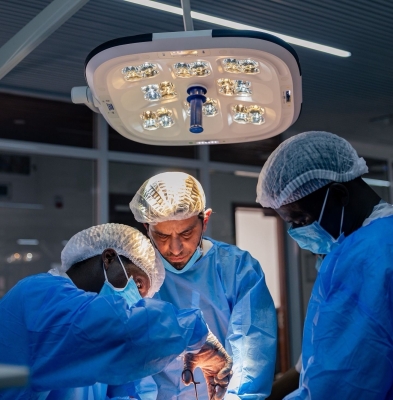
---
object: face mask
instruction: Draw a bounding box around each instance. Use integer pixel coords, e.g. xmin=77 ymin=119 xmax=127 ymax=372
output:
xmin=288 ymin=188 xmax=345 ymax=255
xmin=99 ymin=255 xmax=142 ymax=306
xmin=159 ymin=245 xmax=203 ymax=274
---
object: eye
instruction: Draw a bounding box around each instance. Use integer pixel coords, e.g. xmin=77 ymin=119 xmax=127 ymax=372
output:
xmin=182 ymin=230 xmax=192 ymax=237
xmin=291 ymin=220 xmax=307 ymax=229
xmin=135 ymin=278 xmax=143 ymax=289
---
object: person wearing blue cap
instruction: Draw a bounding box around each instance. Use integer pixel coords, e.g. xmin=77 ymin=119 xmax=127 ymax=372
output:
xmin=130 ymin=172 xmax=277 ymax=400
xmin=0 ymin=224 xmax=232 ymax=400
xmin=257 ymin=131 xmax=393 ymax=400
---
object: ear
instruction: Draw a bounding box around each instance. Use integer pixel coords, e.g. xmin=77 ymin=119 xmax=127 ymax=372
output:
xmin=101 ymin=248 xmax=118 ymax=270
xmin=202 ymin=208 xmax=212 ymax=232
xmin=143 ymin=223 xmax=150 ymax=235
xmin=330 ymin=183 xmax=349 ymax=207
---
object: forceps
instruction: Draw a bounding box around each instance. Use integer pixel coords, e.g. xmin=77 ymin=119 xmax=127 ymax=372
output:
xmin=182 ymin=369 xmax=221 ymax=400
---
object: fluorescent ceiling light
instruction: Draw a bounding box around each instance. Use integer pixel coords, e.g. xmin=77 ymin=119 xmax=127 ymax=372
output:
xmin=123 ymin=0 xmax=351 ymax=57
xmin=17 ymin=239 xmax=39 ymax=245
xmin=363 ymin=178 xmax=391 ymax=187
xmin=234 ymin=171 xmax=260 ymax=178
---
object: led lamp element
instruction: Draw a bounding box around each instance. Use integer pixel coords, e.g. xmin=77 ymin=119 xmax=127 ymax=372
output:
xmin=173 ymin=60 xmax=211 ymax=78
xmin=141 ymin=108 xmax=175 ymax=130
xmin=202 ymin=98 xmax=218 ymax=116
xmin=247 ymin=105 xmax=265 ymax=124
xmin=122 ymin=65 xmax=142 ymax=80
xmin=123 ymin=62 xmax=159 ymax=81
xmin=159 ymin=81 xmax=177 ymax=99
xmin=189 ymin=61 xmax=210 ymax=76
xmin=141 ymin=110 xmax=159 ymax=130
xmin=233 ymin=104 xmax=249 ymax=124
xmin=223 ymin=58 xmax=259 ymax=74
xmin=142 ymin=84 xmax=161 ymax=101
xmin=139 ymin=62 xmax=159 ymax=77
xmin=174 ymin=62 xmax=191 ymax=77
xmin=156 ymin=108 xmax=175 ymax=128
xmin=232 ymin=104 xmax=265 ymax=125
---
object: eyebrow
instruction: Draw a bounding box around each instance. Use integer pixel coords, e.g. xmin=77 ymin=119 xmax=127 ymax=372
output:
xmin=153 ymin=220 xmax=199 ymax=236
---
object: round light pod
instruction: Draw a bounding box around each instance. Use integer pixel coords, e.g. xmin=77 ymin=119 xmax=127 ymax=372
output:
xmin=159 ymin=81 xmax=177 ymax=99
xmin=222 ymin=58 xmax=242 ymax=73
xmin=141 ymin=84 xmax=161 ymax=101
xmin=139 ymin=62 xmax=159 ymax=78
xmin=247 ymin=105 xmax=265 ymax=124
xmin=173 ymin=62 xmax=191 ymax=78
xmin=217 ymin=78 xmax=235 ymax=96
xmin=234 ymin=80 xmax=252 ymax=96
xmin=189 ymin=61 xmax=211 ymax=77
xmin=156 ymin=108 xmax=175 ymax=128
xmin=141 ymin=111 xmax=159 ymax=130
xmin=232 ymin=104 xmax=249 ymax=124
xmin=202 ymin=98 xmax=218 ymax=117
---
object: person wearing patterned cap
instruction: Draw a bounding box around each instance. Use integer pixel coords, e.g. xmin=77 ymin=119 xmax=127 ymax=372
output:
xmin=257 ymin=131 xmax=393 ymax=400
xmin=0 ymin=223 xmax=232 ymax=400
xmin=129 ymin=172 xmax=277 ymax=400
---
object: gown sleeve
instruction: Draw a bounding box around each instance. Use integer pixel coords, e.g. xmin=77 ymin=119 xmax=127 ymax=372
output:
xmin=0 ymin=274 xmax=208 ymax=392
xmin=225 ymin=251 xmax=277 ymax=399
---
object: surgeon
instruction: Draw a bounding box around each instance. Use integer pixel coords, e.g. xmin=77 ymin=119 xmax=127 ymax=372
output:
xmin=0 ymin=223 xmax=232 ymax=400
xmin=257 ymin=131 xmax=393 ymax=399
xmin=129 ymin=172 xmax=277 ymax=400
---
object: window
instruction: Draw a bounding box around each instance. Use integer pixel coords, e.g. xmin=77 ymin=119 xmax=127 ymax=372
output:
xmin=0 ymin=152 xmax=94 ymax=296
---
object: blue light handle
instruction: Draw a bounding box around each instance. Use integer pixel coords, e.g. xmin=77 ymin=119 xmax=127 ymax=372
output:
xmin=187 ymin=85 xmax=207 ymax=134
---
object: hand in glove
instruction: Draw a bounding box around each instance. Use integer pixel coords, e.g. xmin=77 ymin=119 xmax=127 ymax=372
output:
xmin=182 ymin=331 xmax=233 ymax=400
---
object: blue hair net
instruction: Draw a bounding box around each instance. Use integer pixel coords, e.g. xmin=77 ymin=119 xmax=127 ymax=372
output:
xmin=257 ymin=131 xmax=368 ymax=209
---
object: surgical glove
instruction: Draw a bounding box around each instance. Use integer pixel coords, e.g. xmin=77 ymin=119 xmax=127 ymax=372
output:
xmin=182 ymin=331 xmax=233 ymax=400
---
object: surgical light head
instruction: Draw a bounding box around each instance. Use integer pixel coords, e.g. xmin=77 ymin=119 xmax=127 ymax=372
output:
xmin=72 ymin=29 xmax=302 ymax=146
xmin=256 ymin=131 xmax=369 ymax=209
xmin=129 ymin=172 xmax=205 ymax=225
xmin=58 ymin=223 xmax=165 ymax=297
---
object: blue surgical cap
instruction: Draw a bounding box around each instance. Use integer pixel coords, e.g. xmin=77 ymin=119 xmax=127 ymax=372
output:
xmin=257 ymin=131 xmax=368 ymax=209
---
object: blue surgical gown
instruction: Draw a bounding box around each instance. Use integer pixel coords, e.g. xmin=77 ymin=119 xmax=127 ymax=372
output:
xmin=142 ymin=238 xmax=277 ymax=400
xmin=285 ymin=215 xmax=393 ymax=399
xmin=0 ymin=273 xmax=208 ymax=399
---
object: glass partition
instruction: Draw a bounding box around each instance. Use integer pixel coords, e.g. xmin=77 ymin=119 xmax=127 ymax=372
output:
xmin=0 ymin=152 xmax=94 ymax=297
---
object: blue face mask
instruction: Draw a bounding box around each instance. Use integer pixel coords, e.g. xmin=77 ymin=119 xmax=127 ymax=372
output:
xmin=159 ymin=245 xmax=203 ymax=274
xmin=99 ymin=255 xmax=142 ymax=306
xmin=288 ymin=188 xmax=345 ymax=255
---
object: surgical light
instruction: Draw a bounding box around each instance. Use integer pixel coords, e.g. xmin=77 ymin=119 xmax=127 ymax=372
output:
xmin=72 ymin=29 xmax=302 ymax=145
